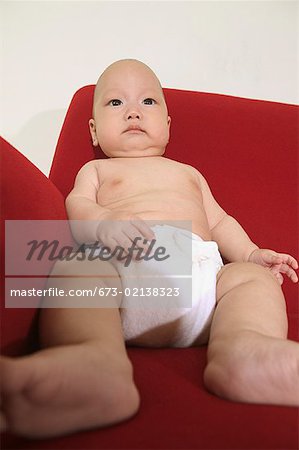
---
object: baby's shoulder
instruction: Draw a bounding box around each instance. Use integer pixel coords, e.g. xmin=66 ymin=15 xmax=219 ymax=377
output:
xmin=78 ymin=159 xmax=105 ymax=175
xmin=170 ymin=159 xmax=210 ymax=189
xmin=171 ymin=159 xmax=202 ymax=177
xmin=73 ymin=160 xmax=104 ymax=186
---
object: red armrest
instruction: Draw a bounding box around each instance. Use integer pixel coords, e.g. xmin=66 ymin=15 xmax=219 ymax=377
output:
xmin=0 ymin=137 xmax=69 ymax=355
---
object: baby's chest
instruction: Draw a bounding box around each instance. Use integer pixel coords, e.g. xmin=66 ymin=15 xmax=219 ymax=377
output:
xmin=99 ymin=165 xmax=197 ymax=197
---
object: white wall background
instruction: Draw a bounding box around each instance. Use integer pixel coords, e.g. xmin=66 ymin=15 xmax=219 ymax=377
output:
xmin=1 ymin=1 xmax=298 ymax=175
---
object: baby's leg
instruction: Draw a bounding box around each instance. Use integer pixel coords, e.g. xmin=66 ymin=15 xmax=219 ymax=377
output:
xmin=1 ymin=259 xmax=139 ymax=438
xmin=204 ymin=262 xmax=299 ymax=406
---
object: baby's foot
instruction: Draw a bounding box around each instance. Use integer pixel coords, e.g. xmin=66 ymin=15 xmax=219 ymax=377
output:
xmin=0 ymin=344 xmax=139 ymax=438
xmin=246 ymin=334 xmax=299 ymax=406
xmin=206 ymin=331 xmax=299 ymax=406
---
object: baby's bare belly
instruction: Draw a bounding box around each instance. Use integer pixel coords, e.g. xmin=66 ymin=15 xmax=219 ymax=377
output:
xmin=134 ymin=211 xmax=210 ymax=241
xmin=101 ymin=191 xmax=212 ymax=241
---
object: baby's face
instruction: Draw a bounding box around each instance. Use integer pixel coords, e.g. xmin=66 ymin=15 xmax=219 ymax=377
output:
xmin=89 ymin=61 xmax=171 ymax=158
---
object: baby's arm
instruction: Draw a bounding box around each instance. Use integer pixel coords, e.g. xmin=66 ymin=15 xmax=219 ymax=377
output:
xmin=199 ymin=173 xmax=298 ymax=282
xmin=66 ymin=161 xmax=112 ymax=243
xmin=199 ymin=173 xmax=258 ymax=262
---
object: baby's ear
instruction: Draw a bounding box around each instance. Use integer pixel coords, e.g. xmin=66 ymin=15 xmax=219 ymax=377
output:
xmin=88 ymin=119 xmax=98 ymax=146
xmin=167 ymin=116 xmax=171 ymax=127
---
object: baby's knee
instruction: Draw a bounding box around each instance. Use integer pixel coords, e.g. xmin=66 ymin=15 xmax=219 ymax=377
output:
xmin=217 ymin=262 xmax=280 ymax=300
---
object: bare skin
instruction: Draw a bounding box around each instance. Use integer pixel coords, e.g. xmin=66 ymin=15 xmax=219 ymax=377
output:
xmin=1 ymin=260 xmax=140 ymax=438
xmin=1 ymin=59 xmax=298 ymax=438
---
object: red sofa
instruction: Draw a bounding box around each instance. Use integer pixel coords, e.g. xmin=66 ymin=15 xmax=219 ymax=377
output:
xmin=1 ymin=86 xmax=298 ymax=449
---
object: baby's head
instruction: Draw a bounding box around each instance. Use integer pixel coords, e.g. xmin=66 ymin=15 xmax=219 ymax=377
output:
xmin=89 ymin=59 xmax=171 ymax=158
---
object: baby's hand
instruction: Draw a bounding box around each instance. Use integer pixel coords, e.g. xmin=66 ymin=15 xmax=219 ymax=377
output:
xmin=248 ymin=249 xmax=298 ymax=285
xmin=96 ymin=210 xmax=155 ymax=258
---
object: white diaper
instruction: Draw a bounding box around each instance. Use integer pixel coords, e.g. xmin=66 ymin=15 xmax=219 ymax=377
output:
xmin=114 ymin=225 xmax=223 ymax=347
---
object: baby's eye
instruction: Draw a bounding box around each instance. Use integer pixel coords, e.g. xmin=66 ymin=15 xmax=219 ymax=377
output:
xmin=109 ymin=99 xmax=122 ymax=107
xmin=143 ymin=98 xmax=156 ymax=105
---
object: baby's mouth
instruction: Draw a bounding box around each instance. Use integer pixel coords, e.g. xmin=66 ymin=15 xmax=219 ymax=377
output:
xmin=124 ymin=125 xmax=145 ymax=133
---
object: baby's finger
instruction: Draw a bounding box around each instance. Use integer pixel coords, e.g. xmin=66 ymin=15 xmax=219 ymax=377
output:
xmin=131 ymin=217 xmax=155 ymax=241
xmin=117 ymin=235 xmax=137 ymax=255
xmin=275 ymin=273 xmax=284 ymax=285
xmin=123 ymin=227 xmax=150 ymax=259
xmin=124 ymin=224 xmax=146 ymax=245
xmin=279 ymin=263 xmax=298 ymax=283
xmin=279 ymin=254 xmax=298 ymax=269
xmin=102 ymin=237 xmax=124 ymax=254
xmin=263 ymin=252 xmax=283 ymax=265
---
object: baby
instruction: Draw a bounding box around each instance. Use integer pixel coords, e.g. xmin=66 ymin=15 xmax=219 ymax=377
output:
xmin=1 ymin=59 xmax=298 ymax=438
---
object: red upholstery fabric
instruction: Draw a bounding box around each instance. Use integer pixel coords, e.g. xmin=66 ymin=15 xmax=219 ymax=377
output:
xmin=50 ymin=86 xmax=101 ymax=199
xmin=2 ymin=87 xmax=298 ymax=449
xmin=0 ymin=137 xmax=69 ymax=356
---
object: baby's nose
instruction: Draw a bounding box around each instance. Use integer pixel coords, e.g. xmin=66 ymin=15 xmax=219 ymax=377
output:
xmin=127 ymin=111 xmax=140 ymax=120
xmin=126 ymin=106 xmax=142 ymax=120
